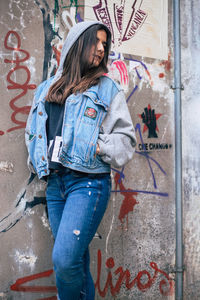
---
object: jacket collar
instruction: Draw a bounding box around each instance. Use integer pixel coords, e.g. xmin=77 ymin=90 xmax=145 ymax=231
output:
xmin=83 ymin=75 xmax=120 ymax=111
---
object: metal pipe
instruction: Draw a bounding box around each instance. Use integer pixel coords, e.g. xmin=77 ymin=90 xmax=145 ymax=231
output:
xmin=173 ymin=0 xmax=183 ymax=299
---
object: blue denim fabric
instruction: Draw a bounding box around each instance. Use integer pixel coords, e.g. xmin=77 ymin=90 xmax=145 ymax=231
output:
xmin=25 ymin=76 xmax=120 ymax=179
xmin=46 ymin=170 xmax=111 ymax=300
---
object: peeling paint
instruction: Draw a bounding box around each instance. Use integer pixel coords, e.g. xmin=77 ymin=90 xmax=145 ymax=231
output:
xmin=0 ymin=175 xmax=46 ymax=233
xmin=41 ymin=212 xmax=51 ymax=230
xmin=0 ymin=161 xmax=14 ymax=173
xmin=147 ymin=62 xmax=170 ymax=96
xmin=14 ymin=250 xmax=37 ymax=270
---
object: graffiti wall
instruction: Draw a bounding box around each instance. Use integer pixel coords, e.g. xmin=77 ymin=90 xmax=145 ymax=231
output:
xmin=2 ymin=0 xmax=198 ymax=299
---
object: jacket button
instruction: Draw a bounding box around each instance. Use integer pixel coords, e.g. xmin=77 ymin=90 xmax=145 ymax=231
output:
xmin=38 ymin=134 xmax=42 ymax=139
xmin=44 ymin=169 xmax=47 ymax=173
xmin=38 ymin=111 xmax=43 ymax=116
xmin=42 ymin=156 xmax=45 ymax=161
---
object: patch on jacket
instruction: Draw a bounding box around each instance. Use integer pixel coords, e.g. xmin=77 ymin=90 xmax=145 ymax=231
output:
xmin=29 ymin=134 xmax=35 ymax=141
xmin=84 ymin=107 xmax=97 ymax=119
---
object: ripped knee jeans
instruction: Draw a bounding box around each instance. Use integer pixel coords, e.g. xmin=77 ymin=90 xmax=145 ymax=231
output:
xmin=46 ymin=169 xmax=111 ymax=300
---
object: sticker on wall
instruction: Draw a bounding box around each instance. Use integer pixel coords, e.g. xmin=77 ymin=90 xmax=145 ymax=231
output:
xmin=138 ymin=105 xmax=172 ymax=151
xmin=84 ymin=0 xmax=168 ymax=60
xmin=139 ymin=104 xmax=162 ymax=138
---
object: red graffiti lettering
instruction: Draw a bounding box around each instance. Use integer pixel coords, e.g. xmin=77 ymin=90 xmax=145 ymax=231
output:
xmin=95 ymin=249 xmax=174 ymax=297
xmin=114 ymin=173 xmax=139 ymax=228
xmin=4 ymin=31 xmax=36 ymax=133
xmin=10 ymin=250 xmax=173 ymax=298
xmin=10 ymin=268 xmax=57 ymax=300
xmin=10 ymin=269 xmax=57 ymax=293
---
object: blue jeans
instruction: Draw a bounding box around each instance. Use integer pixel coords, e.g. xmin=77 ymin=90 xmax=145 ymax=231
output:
xmin=46 ymin=169 xmax=111 ymax=300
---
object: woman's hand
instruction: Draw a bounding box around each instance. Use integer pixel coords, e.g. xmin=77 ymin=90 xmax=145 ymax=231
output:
xmin=96 ymin=143 xmax=100 ymax=155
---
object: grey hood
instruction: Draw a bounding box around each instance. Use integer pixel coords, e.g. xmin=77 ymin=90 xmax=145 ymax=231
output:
xmin=52 ymin=21 xmax=111 ymax=84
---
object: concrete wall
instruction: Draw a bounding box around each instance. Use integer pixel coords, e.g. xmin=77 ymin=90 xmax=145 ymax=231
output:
xmin=181 ymin=0 xmax=200 ymax=299
xmin=0 ymin=0 xmax=197 ymax=299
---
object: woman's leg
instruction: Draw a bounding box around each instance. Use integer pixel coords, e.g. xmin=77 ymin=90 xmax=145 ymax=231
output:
xmin=46 ymin=172 xmax=66 ymax=238
xmin=52 ymin=172 xmax=111 ymax=300
xmin=80 ymin=249 xmax=95 ymax=300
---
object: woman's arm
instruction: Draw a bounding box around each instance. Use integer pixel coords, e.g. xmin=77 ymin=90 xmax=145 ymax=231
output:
xmin=25 ymin=79 xmax=49 ymax=174
xmin=97 ymin=90 xmax=136 ymax=168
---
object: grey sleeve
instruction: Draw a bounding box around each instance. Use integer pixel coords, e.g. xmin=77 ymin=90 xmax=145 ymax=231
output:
xmin=97 ymin=90 xmax=136 ymax=168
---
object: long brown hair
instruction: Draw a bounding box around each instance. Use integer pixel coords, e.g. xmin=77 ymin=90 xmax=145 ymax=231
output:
xmin=46 ymin=24 xmax=111 ymax=104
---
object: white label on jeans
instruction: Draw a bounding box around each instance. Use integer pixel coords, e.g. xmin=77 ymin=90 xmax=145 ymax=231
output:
xmin=51 ymin=136 xmax=63 ymax=163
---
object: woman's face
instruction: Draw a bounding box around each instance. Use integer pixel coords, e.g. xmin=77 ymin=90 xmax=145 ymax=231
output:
xmin=89 ymin=29 xmax=107 ymax=68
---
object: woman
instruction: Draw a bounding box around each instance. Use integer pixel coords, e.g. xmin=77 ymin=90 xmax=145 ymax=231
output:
xmin=25 ymin=21 xmax=136 ymax=300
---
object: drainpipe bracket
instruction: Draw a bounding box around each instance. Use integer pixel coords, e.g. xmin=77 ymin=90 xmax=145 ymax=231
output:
xmin=174 ymin=266 xmax=186 ymax=273
xmin=170 ymin=265 xmax=186 ymax=274
xmin=170 ymin=84 xmax=184 ymax=91
xmin=175 ymin=268 xmax=184 ymax=273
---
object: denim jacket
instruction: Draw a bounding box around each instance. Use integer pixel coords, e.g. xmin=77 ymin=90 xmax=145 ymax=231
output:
xmin=25 ymin=75 xmax=136 ymax=179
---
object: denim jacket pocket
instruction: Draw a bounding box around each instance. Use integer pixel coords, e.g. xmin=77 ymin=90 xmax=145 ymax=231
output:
xmin=73 ymin=113 xmax=103 ymax=166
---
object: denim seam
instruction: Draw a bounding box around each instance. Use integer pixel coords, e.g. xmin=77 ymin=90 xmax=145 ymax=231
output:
xmin=85 ymin=179 xmax=102 ymax=246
